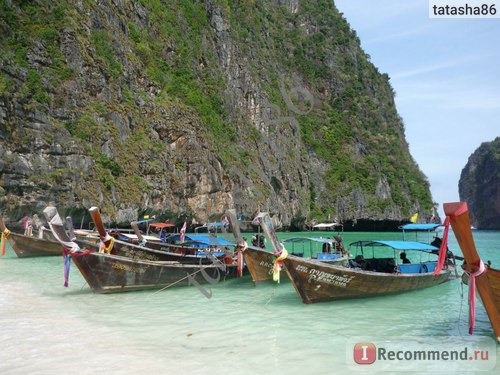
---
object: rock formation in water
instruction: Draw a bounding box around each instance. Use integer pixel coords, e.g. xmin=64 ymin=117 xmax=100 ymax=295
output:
xmin=459 ymin=137 xmax=500 ymax=229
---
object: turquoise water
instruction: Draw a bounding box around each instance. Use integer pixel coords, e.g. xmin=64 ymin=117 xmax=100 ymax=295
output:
xmin=1 ymin=230 xmax=499 ymax=374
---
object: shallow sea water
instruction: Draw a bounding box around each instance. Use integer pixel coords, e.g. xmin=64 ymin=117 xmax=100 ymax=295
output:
xmin=1 ymin=229 xmax=499 ymax=374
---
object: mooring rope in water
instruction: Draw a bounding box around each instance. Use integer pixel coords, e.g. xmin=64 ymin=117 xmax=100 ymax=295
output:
xmin=457 ymin=274 xmax=466 ymax=335
xmin=264 ymin=284 xmax=279 ymax=307
xmin=149 ymin=267 xmax=206 ymax=296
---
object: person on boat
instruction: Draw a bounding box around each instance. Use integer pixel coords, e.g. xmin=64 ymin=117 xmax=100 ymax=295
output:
xmin=159 ymin=230 xmax=167 ymax=243
xmin=251 ymin=235 xmax=258 ymax=247
xmin=431 ymin=236 xmax=448 ymax=251
xmin=332 ymin=235 xmax=347 ymax=255
xmin=430 ymin=236 xmax=457 ymax=266
xmin=350 ymin=254 xmax=367 ymax=269
xmin=400 ymin=252 xmax=411 ymax=264
xmin=322 ymin=242 xmax=331 ymax=253
xmin=251 ymin=234 xmax=265 ymax=248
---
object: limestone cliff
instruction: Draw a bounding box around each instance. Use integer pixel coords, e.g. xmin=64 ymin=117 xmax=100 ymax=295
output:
xmin=459 ymin=137 xmax=500 ymax=229
xmin=0 ymin=0 xmax=434 ymax=228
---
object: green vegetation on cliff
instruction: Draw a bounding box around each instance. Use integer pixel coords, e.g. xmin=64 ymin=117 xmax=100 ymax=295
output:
xmin=0 ymin=0 xmax=433 ymax=224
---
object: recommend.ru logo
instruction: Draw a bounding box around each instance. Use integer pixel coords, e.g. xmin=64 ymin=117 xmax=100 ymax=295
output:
xmin=347 ymin=336 xmax=496 ymax=372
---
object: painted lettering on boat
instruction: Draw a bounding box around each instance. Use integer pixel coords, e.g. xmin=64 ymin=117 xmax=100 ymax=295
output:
xmin=112 ymin=262 xmax=147 ymax=273
xmin=259 ymin=260 xmax=274 ymax=269
xmin=294 ymin=264 xmax=354 ymax=288
xmin=296 ymin=264 xmax=308 ymax=273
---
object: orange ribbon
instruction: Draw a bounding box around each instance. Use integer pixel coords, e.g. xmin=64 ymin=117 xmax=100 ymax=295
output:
xmin=1 ymin=229 xmax=11 ymax=256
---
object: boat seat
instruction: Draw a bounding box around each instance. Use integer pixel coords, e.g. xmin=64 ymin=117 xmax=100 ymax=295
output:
xmin=421 ymin=262 xmax=437 ymax=273
xmin=398 ymin=262 xmax=437 ymax=274
xmin=364 ymin=258 xmax=396 ymax=273
xmin=398 ymin=264 xmax=422 ymax=274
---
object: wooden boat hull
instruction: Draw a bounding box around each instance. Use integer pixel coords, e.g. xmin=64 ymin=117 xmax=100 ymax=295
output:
xmin=444 ymin=202 xmax=500 ymax=343
xmin=42 ymin=206 xmax=241 ymax=293
xmin=6 ymin=233 xmax=62 ymax=257
xmin=75 ymin=237 xmax=232 ymax=266
xmin=0 ymin=217 xmax=62 ymax=257
xmin=282 ymin=255 xmax=452 ymax=304
xmin=243 ymin=247 xmax=278 ymax=283
xmin=122 ymin=239 xmax=229 ymax=265
xmin=243 ymin=247 xmax=349 ymax=284
xmin=71 ymin=252 xmax=234 ymax=293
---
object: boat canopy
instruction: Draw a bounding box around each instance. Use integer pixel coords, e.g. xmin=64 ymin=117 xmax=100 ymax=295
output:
xmin=284 ymin=237 xmax=335 ymax=244
xmin=398 ymin=223 xmax=441 ymax=231
xmin=167 ymin=234 xmax=234 ymax=248
xmin=116 ymin=233 xmax=163 ymax=242
xmin=349 ymin=240 xmax=438 ymax=252
xmin=399 ymin=223 xmax=442 ymax=242
xmin=312 ymin=223 xmax=342 ymax=229
xmin=194 ymin=222 xmax=228 ymax=232
xmin=149 ymin=222 xmax=176 ymax=229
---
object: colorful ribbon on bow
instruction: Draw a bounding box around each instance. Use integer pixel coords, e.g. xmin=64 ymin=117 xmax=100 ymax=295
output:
xmin=62 ymin=245 xmax=71 ymax=287
xmin=434 ymin=216 xmax=450 ymax=275
xmin=99 ymin=236 xmax=115 ymax=254
xmin=273 ymin=249 xmax=288 ymax=283
xmin=1 ymin=229 xmax=10 ymax=256
xmin=465 ymin=260 xmax=486 ymax=335
xmin=236 ymin=241 xmax=247 ymax=278
xmin=61 ymin=245 xmax=93 ymax=287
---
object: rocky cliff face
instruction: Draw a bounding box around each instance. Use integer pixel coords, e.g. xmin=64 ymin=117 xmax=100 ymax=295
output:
xmin=459 ymin=137 xmax=500 ymax=229
xmin=0 ymin=0 xmax=434 ymax=228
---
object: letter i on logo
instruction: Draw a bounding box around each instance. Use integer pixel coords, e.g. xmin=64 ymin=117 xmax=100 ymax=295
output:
xmin=353 ymin=342 xmax=376 ymax=364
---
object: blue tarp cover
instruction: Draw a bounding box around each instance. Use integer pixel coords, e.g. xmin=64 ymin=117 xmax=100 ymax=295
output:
xmin=168 ymin=234 xmax=234 ymax=247
xmin=349 ymin=240 xmax=438 ymax=252
xmin=399 ymin=223 xmax=441 ymax=231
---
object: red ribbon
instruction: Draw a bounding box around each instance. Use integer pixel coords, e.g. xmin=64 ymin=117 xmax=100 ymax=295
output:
xmin=466 ymin=260 xmax=486 ymax=335
xmin=61 ymin=246 xmax=93 ymax=287
xmin=433 ymin=216 xmax=450 ymax=275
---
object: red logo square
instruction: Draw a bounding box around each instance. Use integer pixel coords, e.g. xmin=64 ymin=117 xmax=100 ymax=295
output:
xmin=353 ymin=342 xmax=377 ymax=364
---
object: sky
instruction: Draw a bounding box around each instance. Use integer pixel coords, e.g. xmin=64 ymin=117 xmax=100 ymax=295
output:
xmin=333 ymin=0 xmax=500 ymax=218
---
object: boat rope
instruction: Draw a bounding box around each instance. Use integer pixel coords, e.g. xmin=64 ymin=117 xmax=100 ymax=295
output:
xmin=433 ymin=216 xmax=450 ymax=275
xmin=265 ymin=284 xmax=279 ymax=307
xmin=1 ymin=228 xmax=10 ymax=256
xmin=464 ymin=259 xmax=486 ymax=335
xmin=150 ymin=267 xmax=206 ymax=295
xmin=452 ymin=255 xmax=459 ymax=278
xmin=272 ymin=249 xmax=288 ymax=283
xmin=457 ymin=280 xmax=467 ymax=335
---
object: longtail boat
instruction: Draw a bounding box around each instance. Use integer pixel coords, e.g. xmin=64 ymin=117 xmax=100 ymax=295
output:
xmin=85 ymin=207 xmax=237 ymax=266
xmin=242 ymin=244 xmax=349 ymax=284
xmin=225 ymin=210 xmax=348 ymax=284
xmin=0 ymin=216 xmax=62 ymax=257
xmin=258 ymin=212 xmax=456 ymax=303
xmin=44 ymin=206 xmax=239 ymax=293
xmin=126 ymin=220 xmax=235 ymax=265
xmin=444 ymin=202 xmax=500 ymax=343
